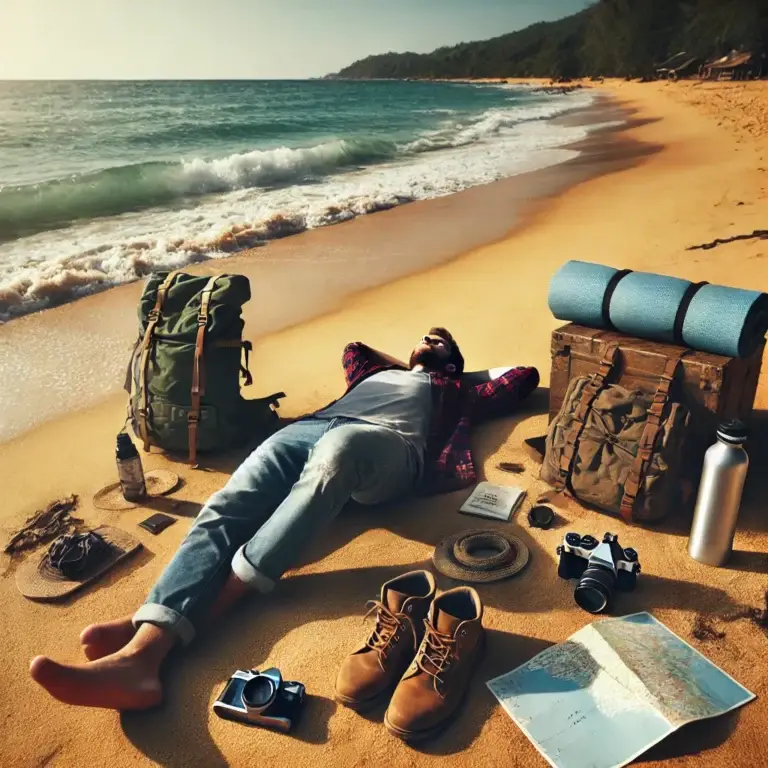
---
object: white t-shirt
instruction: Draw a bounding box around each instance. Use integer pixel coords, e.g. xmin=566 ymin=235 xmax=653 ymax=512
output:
xmin=315 ymin=369 xmax=433 ymax=460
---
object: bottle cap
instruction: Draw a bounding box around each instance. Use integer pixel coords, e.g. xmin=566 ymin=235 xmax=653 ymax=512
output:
xmin=716 ymin=419 xmax=748 ymax=445
xmin=528 ymin=505 xmax=555 ymax=530
xmin=116 ymin=432 xmax=139 ymax=457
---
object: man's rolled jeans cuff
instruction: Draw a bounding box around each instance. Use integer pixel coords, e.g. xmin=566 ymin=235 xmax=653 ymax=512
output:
xmin=232 ymin=545 xmax=277 ymax=594
xmin=133 ymin=604 xmax=196 ymax=647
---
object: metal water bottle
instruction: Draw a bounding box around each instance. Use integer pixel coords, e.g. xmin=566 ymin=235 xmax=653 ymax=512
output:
xmin=688 ymin=419 xmax=749 ymax=566
xmin=116 ymin=432 xmax=146 ymax=501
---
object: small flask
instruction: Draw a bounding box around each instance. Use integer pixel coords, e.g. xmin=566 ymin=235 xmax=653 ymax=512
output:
xmin=116 ymin=432 xmax=146 ymax=501
xmin=688 ymin=419 xmax=749 ymax=566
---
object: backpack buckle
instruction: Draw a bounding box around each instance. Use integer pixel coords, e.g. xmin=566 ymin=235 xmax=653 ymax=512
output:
xmin=188 ymin=412 xmax=200 ymax=423
xmin=148 ymin=308 xmax=160 ymax=322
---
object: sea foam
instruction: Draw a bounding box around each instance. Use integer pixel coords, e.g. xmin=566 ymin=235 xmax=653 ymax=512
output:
xmin=0 ymin=89 xmax=601 ymax=321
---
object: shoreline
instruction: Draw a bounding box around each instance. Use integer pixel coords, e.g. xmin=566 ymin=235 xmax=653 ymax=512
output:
xmin=2 ymin=80 xmax=768 ymax=768
xmin=0 ymin=93 xmax=632 ymax=444
xmin=0 ymin=81 xmax=594 ymax=324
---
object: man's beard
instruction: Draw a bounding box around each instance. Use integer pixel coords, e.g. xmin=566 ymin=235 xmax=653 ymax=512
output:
xmin=409 ymin=347 xmax=446 ymax=372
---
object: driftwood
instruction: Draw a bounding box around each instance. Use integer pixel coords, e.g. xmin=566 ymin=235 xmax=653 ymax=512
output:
xmin=691 ymin=591 xmax=768 ymax=641
xmin=4 ymin=495 xmax=83 ymax=555
xmin=497 ymin=462 xmax=526 ymax=474
xmin=687 ymin=229 xmax=768 ymax=251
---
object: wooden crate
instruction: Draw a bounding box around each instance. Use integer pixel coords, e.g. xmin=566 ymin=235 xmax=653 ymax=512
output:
xmin=549 ymin=323 xmax=764 ymax=471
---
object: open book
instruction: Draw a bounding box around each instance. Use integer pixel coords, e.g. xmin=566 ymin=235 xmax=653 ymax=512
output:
xmin=487 ymin=612 xmax=756 ymax=768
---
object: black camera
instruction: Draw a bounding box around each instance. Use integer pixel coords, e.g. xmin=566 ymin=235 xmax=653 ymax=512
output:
xmin=557 ymin=532 xmax=640 ymax=614
xmin=213 ymin=668 xmax=305 ymax=732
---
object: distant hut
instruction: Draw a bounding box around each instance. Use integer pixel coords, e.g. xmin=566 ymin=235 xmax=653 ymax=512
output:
xmin=701 ymin=51 xmax=755 ymax=81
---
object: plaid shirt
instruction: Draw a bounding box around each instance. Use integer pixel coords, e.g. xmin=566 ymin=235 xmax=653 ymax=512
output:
xmin=332 ymin=342 xmax=540 ymax=495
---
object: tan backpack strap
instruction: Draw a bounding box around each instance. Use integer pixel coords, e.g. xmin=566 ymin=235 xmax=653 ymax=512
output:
xmin=188 ymin=276 xmax=220 ymax=466
xmin=558 ymin=343 xmax=620 ymax=481
xmin=619 ymin=355 xmax=685 ymax=522
xmin=123 ymin=336 xmax=141 ymax=394
xmin=136 ymin=271 xmax=180 ymax=452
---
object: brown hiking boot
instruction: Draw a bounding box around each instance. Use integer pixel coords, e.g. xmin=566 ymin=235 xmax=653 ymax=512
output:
xmin=384 ymin=586 xmax=484 ymax=742
xmin=335 ymin=570 xmax=436 ymax=711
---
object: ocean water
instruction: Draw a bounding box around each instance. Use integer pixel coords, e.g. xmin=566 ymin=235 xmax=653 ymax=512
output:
xmin=0 ymin=80 xmax=598 ymax=321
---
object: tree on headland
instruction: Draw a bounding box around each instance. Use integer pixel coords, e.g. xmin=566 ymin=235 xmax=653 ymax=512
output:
xmin=328 ymin=0 xmax=768 ymax=80
xmin=675 ymin=0 xmax=768 ymax=60
xmin=583 ymin=0 xmax=684 ymax=78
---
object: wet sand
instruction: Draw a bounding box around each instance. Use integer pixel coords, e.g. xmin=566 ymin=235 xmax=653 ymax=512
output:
xmin=0 ymin=95 xmax=630 ymax=443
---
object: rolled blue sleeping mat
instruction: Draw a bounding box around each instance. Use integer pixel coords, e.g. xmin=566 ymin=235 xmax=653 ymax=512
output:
xmin=609 ymin=272 xmax=691 ymax=344
xmin=546 ymin=261 xmax=619 ymax=329
xmin=548 ymin=259 xmax=768 ymax=358
xmin=683 ymin=284 xmax=768 ymax=358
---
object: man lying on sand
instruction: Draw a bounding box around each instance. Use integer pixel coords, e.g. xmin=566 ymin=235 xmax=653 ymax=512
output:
xmin=30 ymin=328 xmax=539 ymax=710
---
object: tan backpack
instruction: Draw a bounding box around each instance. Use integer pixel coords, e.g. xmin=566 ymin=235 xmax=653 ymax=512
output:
xmin=541 ymin=345 xmax=690 ymax=523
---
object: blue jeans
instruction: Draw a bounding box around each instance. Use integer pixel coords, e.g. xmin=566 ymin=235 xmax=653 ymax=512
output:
xmin=132 ymin=417 xmax=420 ymax=645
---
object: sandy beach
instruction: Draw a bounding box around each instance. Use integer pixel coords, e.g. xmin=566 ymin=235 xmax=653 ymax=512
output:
xmin=1 ymin=79 xmax=767 ymax=767
xmin=0 ymin=94 xmax=628 ymax=445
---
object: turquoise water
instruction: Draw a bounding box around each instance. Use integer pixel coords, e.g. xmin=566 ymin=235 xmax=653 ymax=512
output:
xmin=0 ymin=79 xmax=597 ymax=320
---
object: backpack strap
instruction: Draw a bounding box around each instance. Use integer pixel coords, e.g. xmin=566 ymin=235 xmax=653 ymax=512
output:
xmin=188 ymin=275 xmax=220 ymax=466
xmin=241 ymin=340 xmax=253 ymax=386
xmin=136 ymin=271 xmax=181 ymax=452
xmin=213 ymin=339 xmax=253 ymax=385
xmin=619 ymin=354 xmax=686 ymax=522
xmin=558 ymin=343 xmax=620 ymax=486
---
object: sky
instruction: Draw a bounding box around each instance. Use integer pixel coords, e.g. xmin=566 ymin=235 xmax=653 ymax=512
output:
xmin=0 ymin=0 xmax=589 ymax=80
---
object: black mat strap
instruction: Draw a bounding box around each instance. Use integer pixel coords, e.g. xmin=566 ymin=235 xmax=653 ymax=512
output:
xmin=673 ymin=281 xmax=709 ymax=345
xmin=602 ymin=269 xmax=633 ymax=329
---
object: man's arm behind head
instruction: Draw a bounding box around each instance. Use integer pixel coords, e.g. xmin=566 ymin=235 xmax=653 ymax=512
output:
xmin=468 ymin=366 xmax=540 ymax=422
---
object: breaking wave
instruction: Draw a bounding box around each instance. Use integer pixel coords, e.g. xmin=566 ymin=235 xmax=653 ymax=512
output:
xmin=0 ymin=138 xmax=397 ymax=243
xmin=0 ymin=88 xmax=601 ymax=321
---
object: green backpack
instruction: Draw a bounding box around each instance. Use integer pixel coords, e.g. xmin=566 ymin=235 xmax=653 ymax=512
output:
xmin=125 ymin=271 xmax=285 ymax=464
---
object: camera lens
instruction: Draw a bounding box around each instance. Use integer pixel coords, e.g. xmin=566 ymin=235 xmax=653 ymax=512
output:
xmin=574 ymin=564 xmax=616 ymax=614
xmin=243 ymin=676 xmax=276 ymax=709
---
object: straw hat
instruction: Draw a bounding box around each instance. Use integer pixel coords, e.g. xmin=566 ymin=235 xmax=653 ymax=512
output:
xmin=93 ymin=469 xmax=180 ymax=511
xmin=15 ymin=525 xmax=142 ymax=601
xmin=432 ymin=529 xmax=530 ymax=583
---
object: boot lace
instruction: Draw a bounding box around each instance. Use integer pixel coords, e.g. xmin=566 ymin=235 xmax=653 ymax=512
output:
xmin=416 ymin=620 xmax=457 ymax=696
xmin=363 ymin=600 xmax=416 ymax=671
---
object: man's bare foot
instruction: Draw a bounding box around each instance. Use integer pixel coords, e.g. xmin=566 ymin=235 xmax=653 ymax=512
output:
xmin=80 ymin=616 xmax=137 ymax=661
xmin=29 ymin=651 xmax=163 ymax=710
xmin=32 ymin=623 xmax=176 ymax=710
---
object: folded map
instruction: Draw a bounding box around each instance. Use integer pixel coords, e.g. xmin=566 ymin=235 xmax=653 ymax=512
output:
xmin=487 ymin=612 xmax=756 ymax=768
